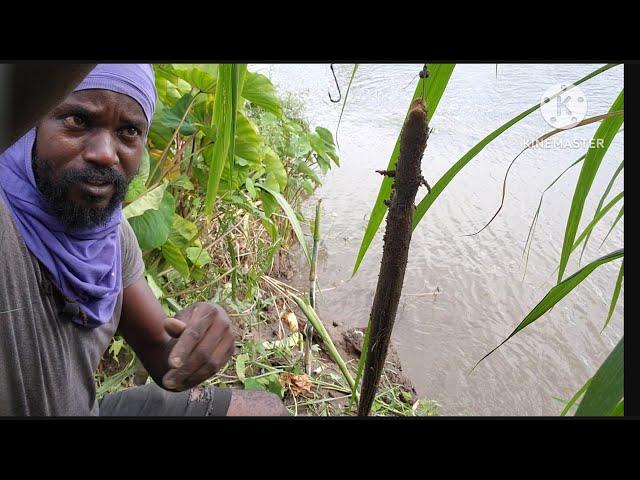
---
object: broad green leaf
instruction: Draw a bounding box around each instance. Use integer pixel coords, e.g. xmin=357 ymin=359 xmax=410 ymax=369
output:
xmin=294 ymin=160 xmax=321 ymax=185
xmin=129 ymin=190 xmax=176 ymax=250
xmin=124 ymin=176 xmax=147 ymax=204
xmin=259 ymin=188 xmax=277 ymax=218
xmin=263 ymin=147 xmax=287 ymax=192
xmin=148 ymin=95 xmax=197 ymax=148
xmin=125 ymin=148 xmax=151 ymax=202
xmin=243 ymin=377 xmax=267 ymax=392
xmin=172 ymin=175 xmax=194 ymax=190
xmin=315 ymin=127 xmax=339 ymax=166
xmin=153 ymin=65 xmax=180 ymax=102
xmin=245 ymin=176 xmax=257 ymax=198
xmin=603 ymin=260 xmax=624 ymax=331
xmin=135 ymin=147 xmax=151 ymax=184
xmin=257 ymin=186 xmax=311 ymax=265
xmin=579 ymin=159 xmax=624 ymax=263
xmin=558 ymin=89 xmax=624 ymax=283
xmin=242 ymin=71 xmax=283 ymax=117
xmin=260 ymin=375 xmax=285 ymax=398
xmin=301 ymin=178 xmax=314 ymax=193
xmin=312 ymin=143 xmax=331 ymax=175
xmin=169 ymin=214 xmax=199 ymax=249
xmin=260 ymin=217 xmax=278 ymax=241
xmin=308 ymin=128 xmax=339 ymax=168
xmin=186 ymin=247 xmax=211 ymax=268
xmin=473 ymin=249 xmax=624 ymax=370
xmin=123 ymin=183 xmax=168 ymax=219
xmin=162 ymin=240 xmax=190 ymax=279
xmin=291 ymin=132 xmax=312 ymax=157
xmin=308 ymin=132 xmax=330 ymax=169
xmin=170 ymin=64 xmax=218 ymax=93
xmin=145 ymin=273 xmax=164 ymax=300
xmin=235 ymin=110 xmax=263 ymax=168
xmin=576 ymin=337 xmax=623 ymax=416
xmin=353 ymin=63 xmax=457 ymax=275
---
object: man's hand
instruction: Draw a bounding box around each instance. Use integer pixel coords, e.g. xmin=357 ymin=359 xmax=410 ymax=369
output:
xmin=161 ymin=302 xmax=235 ymax=391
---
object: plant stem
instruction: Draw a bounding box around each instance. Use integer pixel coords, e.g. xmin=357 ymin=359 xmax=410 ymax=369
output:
xmin=358 ymin=98 xmax=430 ymax=416
xmin=304 ymin=199 xmax=322 ymax=374
xmin=290 ymin=293 xmax=355 ymax=391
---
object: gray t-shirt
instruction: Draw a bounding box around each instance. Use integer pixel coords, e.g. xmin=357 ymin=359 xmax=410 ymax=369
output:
xmin=0 ymin=193 xmax=144 ymax=416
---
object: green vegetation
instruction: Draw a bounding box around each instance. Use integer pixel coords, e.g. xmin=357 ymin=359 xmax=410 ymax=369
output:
xmin=96 ymin=64 xmax=431 ymax=416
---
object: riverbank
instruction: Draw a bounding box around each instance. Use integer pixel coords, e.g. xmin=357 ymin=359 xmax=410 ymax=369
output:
xmin=97 ymin=246 xmax=439 ymax=416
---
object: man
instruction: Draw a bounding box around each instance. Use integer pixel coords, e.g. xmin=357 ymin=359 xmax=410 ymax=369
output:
xmin=0 ymin=64 xmax=288 ymax=416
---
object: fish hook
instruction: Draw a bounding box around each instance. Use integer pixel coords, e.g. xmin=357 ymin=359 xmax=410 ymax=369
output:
xmin=328 ymin=63 xmax=342 ymax=103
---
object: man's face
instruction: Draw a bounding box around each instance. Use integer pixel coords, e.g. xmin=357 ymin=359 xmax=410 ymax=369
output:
xmin=33 ymin=89 xmax=148 ymax=230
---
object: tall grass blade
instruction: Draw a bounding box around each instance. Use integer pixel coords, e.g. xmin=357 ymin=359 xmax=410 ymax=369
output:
xmin=335 ymin=64 xmax=359 ymax=149
xmin=599 ymin=205 xmax=624 ymax=249
xmin=205 ymin=64 xmax=240 ymax=217
xmin=472 ymin=249 xmax=623 ymax=371
xmin=603 ymin=260 xmax=624 ymax=332
xmin=258 ymin=186 xmax=311 ymax=266
xmin=465 ymin=110 xmax=623 ymax=237
xmin=560 ymin=377 xmax=592 ymax=416
xmin=576 ymin=337 xmax=623 ymax=416
xmin=522 ymin=155 xmax=585 ymax=278
xmin=578 ymin=159 xmax=624 ymax=263
xmin=412 ymin=64 xmax=619 ymax=234
xmin=290 ymin=293 xmax=355 ymax=391
xmin=353 ymin=63 xmax=456 ymax=275
xmin=570 ymin=191 xmax=623 ymax=254
xmin=557 ymin=89 xmax=624 ymax=283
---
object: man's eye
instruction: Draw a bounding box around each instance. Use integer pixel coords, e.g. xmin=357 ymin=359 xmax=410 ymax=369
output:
xmin=63 ymin=115 xmax=85 ymax=128
xmin=121 ymin=127 xmax=140 ymax=138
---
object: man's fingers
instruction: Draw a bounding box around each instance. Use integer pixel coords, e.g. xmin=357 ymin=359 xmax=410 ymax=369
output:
xmin=164 ymin=317 xmax=187 ymax=339
xmin=167 ymin=305 xmax=216 ymax=369
xmin=162 ymin=369 xmax=182 ymax=390
xmin=164 ymin=320 xmax=229 ymax=387
xmin=182 ymin=336 xmax=236 ymax=387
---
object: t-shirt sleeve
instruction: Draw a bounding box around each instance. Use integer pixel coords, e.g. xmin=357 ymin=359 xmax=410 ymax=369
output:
xmin=120 ymin=218 xmax=145 ymax=289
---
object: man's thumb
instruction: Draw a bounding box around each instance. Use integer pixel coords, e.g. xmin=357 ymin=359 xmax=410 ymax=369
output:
xmin=164 ymin=317 xmax=187 ymax=338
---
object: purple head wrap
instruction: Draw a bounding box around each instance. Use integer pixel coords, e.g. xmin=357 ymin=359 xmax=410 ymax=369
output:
xmin=0 ymin=64 xmax=157 ymax=328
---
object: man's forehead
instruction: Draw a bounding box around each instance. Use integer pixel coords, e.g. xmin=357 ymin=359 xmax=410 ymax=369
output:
xmin=64 ymin=89 xmax=147 ymax=120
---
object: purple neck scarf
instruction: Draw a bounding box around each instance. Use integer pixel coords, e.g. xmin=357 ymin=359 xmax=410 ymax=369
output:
xmin=0 ymin=64 xmax=157 ymax=328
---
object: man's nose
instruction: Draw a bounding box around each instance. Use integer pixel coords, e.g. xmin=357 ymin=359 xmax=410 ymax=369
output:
xmin=83 ymin=131 xmax=119 ymax=168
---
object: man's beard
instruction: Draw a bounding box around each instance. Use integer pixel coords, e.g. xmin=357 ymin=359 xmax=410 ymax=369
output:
xmin=33 ymin=153 xmax=130 ymax=231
